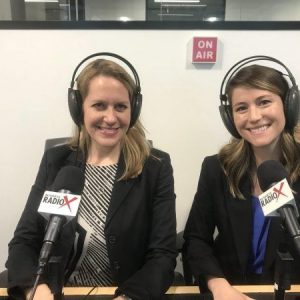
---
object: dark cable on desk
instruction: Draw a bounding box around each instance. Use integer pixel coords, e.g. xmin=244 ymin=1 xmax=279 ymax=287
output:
xmin=28 ymin=274 xmax=41 ymax=300
xmin=81 ymin=286 xmax=97 ymax=300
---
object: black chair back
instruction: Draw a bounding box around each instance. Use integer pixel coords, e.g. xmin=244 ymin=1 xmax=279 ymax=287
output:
xmin=0 ymin=269 xmax=7 ymax=287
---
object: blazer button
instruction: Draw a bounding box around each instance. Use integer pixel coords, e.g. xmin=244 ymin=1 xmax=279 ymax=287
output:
xmin=108 ymin=235 xmax=117 ymax=245
xmin=113 ymin=261 xmax=120 ymax=270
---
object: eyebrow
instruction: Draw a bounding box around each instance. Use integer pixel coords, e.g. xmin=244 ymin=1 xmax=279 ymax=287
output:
xmin=232 ymin=94 xmax=274 ymax=107
xmin=89 ymin=98 xmax=130 ymax=103
xmin=232 ymin=101 xmax=246 ymax=108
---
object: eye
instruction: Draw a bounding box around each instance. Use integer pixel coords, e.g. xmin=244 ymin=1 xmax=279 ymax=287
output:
xmin=93 ymin=102 xmax=106 ymax=110
xmin=234 ymin=105 xmax=247 ymax=113
xmin=115 ymin=103 xmax=129 ymax=112
xmin=259 ymin=99 xmax=271 ymax=106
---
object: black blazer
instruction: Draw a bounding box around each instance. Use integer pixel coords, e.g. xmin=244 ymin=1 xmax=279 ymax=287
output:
xmin=183 ymin=155 xmax=300 ymax=289
xmin=6 ymin=145 xmax=177 ymax=300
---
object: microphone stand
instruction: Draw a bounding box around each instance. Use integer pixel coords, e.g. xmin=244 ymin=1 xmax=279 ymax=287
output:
xmin=28 ymin=241 xmax=53 ymax=300
xmin=273 ymin=229 xmax=293 ymax=300
xmin=29 ymin=215 xmax=66 ymax=300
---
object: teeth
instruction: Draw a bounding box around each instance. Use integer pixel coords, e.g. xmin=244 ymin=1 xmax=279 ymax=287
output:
xmin=250 ymin=125 xmax=268 ymax=134
xmin=96 ymin=126 xmax=116 ymax=130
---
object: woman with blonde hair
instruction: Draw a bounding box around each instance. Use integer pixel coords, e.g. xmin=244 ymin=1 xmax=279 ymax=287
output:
xmin=7 ymin=53 xmax=177 ymax=300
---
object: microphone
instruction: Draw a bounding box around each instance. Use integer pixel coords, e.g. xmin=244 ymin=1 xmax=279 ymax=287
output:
xmin=257 ymin=160 xmax=300 ymax=255
xmin=37 ymin=166 xmax=85 ymax=271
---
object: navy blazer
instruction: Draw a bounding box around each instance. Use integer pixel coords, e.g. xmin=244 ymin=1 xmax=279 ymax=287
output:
xmin=184 ymin=155 xmax=300 ymax=288
xmin=6 ymin=145 xmax=177 ymax=300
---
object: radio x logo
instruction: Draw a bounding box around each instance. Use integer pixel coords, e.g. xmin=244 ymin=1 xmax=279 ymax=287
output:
xmin=273 ymin=182 xmax=287 ymax=199
xmin=59 ymin=195 xmax=78 ymax=212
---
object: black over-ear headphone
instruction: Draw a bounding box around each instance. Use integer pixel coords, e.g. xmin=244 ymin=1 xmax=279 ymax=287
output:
xmin=219 ymin=55 xmax=300 ymax=138
xmin=68 ymin=52 xmax=142 ymax=128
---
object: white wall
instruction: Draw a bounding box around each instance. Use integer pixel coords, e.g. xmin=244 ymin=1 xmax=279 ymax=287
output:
xmin=0 ymin=29 xmax=300 ymax=270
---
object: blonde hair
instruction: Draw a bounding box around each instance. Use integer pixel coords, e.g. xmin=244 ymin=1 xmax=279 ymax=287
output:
xmin=219 ymin=64 xmax=300 ymax=199
xmin=69 ymin=58 xmax=151 ymax=179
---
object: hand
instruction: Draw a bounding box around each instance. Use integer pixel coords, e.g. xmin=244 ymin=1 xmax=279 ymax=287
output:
xmin=25 ymin=284 xmax=54 ymax=300
xmin=207 ymin=277 xmax=255 ymax=300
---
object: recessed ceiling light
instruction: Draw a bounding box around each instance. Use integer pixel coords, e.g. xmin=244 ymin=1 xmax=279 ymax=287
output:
xmin=119 ymin=16 xmax=131 ymax=22
xmin=205 ymin=17 xmax=219 ymax=22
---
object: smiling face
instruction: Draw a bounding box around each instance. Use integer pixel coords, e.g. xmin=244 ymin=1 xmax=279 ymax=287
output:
xmin=83 ymin=75 xmax=131 ymax=154
xmin=232 ymin=86 xmax=286 ymax=152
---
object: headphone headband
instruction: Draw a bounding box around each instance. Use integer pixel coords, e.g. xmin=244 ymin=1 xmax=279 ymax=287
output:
xmin=70 ymin=52 xmax=141 ymax=92
xmin=220 ymin=55 xmax=297 ymax=104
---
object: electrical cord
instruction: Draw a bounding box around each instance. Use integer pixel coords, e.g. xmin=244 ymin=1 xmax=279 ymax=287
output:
xmin=81 ymin=286 xmax=98 ymax=300
xmin=28 ymin=273 xmax=41 ymax=300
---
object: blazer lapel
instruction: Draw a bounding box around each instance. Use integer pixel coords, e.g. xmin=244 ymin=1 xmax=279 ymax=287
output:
xmin=225 ymin=175 xmax=253 ymax=274
xmin=105 ymin=153 xmax=136 ymax=227
xmin=66 ymin=149 xmax=86 ymax=170
xmin=65 ymin=148 xmax=86 ymax=234
xmin=66 ymin=149 xmax=136 ymax=228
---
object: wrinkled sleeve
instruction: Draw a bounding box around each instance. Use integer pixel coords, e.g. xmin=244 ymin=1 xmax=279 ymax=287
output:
xmin=6 ymin=151 xmax=49 ymax=299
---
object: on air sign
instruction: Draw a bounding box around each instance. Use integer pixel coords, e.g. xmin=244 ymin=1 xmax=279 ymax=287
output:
xmin=192 ymin=37 xmax=218 ymax=63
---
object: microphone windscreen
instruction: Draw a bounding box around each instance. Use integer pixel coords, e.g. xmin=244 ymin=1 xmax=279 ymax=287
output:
xmin=257 ymin=160 xmax=288 ymax=192
xmin=51 ymin=166 xmax=85 ymax=194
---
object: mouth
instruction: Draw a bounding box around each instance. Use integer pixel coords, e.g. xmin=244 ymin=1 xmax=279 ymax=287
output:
xmin=96 ymin=126 xmax=120 ymax=134
xmin=248 ymin=125 xmax=269 ymax=134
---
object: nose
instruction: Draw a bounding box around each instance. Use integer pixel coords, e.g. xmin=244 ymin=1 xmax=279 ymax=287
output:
xmin=248 ymin=106 xmax=261 ymax=122
xmin=104 ymin=107 xmax=117 ymax=124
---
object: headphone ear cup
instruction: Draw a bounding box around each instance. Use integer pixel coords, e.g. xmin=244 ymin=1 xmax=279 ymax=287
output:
xmin=284 ymin=86 xmax=300 ymax=131
xmin=130 ymin=93 xmax=142 ymax=127
xmin=68 ymin=88 xmax=83 ymax=127
xmin=219 ymin=104 xmax=241 ymax=139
